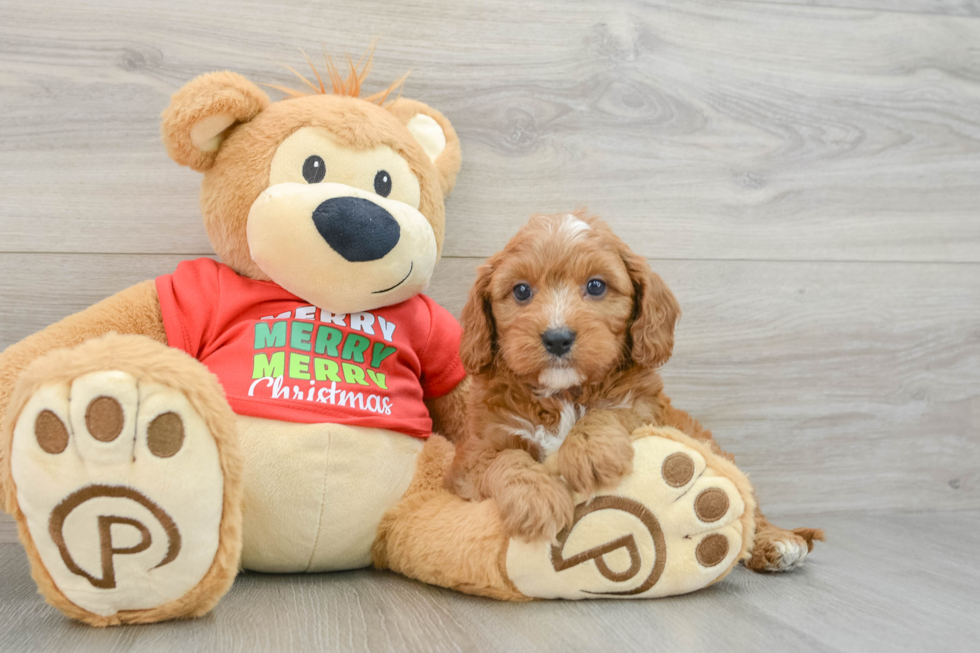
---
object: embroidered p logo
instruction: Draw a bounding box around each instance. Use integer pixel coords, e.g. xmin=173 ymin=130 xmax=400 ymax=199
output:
xmin=550 ymin=496 xmax=666 ymax=596
xmin=48 ymin=484 xmax=182 ymax=589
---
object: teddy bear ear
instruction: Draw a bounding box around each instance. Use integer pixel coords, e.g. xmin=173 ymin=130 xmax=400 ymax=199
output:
xmin=386 ymin=98 xmax=461 ymax=195
xmin=161 ymin=71 xmax=270 ymax=172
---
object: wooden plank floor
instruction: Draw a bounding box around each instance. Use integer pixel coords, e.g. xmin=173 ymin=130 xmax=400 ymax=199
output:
xmin=0 ymin=0 xmax=978 ymax=650
xmin=2 ymin=511 xmax=979 ymax=653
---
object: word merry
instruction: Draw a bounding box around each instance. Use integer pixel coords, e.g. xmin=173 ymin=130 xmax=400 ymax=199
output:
xmin=252 ymin=352 xmax=388 ymax=389
xmin=260 ymin=307 xmax=397 ymax=343
xmin=254 ymin=321 xmax=396 ymax=369
xmin=252 ymin=318 xmax=397 ymax=390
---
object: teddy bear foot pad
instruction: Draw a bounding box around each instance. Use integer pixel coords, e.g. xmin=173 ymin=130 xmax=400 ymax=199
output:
xmin=506 ymin=427 xmax=755 ymax=599
xmin=3 ymin=335 xmax=242 ymax=625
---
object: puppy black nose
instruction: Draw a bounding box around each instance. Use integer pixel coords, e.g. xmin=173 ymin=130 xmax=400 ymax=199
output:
xmin=312 ymin=197 xmax=400 ymax=262
xmin=541 ymin=328 xmax=576 ymax=357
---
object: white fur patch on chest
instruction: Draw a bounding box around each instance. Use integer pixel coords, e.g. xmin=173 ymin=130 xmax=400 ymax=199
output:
xmin=502 ymin=401 xmax=587 ymax=458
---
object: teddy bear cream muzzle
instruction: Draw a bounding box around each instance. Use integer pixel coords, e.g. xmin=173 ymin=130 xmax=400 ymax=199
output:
xmin=246 ymin=182 xmax=437 ymax=315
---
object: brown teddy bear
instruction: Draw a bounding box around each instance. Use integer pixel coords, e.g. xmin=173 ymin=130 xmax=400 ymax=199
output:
xmin=0 ymin=54 xmax=757 ymax=627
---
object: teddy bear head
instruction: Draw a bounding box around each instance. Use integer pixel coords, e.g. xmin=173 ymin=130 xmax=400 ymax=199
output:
xmin=160 ymin=57 xmax=461 ymax=314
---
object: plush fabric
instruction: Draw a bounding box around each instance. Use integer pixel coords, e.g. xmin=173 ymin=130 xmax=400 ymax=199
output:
xmin=373 ymin=425 xmax=755 ymax=601
xmin=187 ymin=87 xmax=459 ymax=281
xmin=161 ymin=71 xmax=270 ymax=173
xmin=387 ymin=98 xmax=462 ymax=195
xmin=505 ymin=429 xmax=752 ymax=599
xmin=0 ymin=281 xmax=166 ymax=511
xmin=0 ymin=51 xmax=764 ymax=627
xmin=372 ymin=434 xmax=527 ymax=601
xmin=236 ymin=416 xmax=423 ymax=573
xmin=1 ymin=334 xmax=243 ymax=626
xmin=0 ymin=55 xmax=472 ymax=625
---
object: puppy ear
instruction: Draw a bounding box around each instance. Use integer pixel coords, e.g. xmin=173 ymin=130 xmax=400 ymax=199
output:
xmin=621 ymin=247 xmax=680 ymax=368
xmin=161 ymin=71 xmax=270 ymax=172
xmin=459 ymin=260 xmax=497 ymax=374
xmin=387 ymin=98 xmax=461 ymax=195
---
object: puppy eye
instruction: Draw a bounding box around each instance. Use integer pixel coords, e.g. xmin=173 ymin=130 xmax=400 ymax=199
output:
xmin=586 ymin=278 xmax=607 ymax=297
xmin=374 ymin=170 xmax=392 ymax=197
xmin=513 ymin=283 xmax=532 ymax=302
xmin=303 ymin=155 xmax=326 ymax=184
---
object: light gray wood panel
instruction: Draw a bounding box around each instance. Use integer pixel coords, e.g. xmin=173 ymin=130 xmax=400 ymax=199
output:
xmin=1 ymin=511 xmax=978 ymax=652
xmin=1 ymin=0 xmax=979 ymax=261
xmin=0 ymin=254 xmax=201 ymax=348
xmin=654 ymin=259 xmax=980 ymax=515
xmin=757 ymin=1 xmax=980 ymax=17
xmin=1 ymin=253 xmax=977 ymax=514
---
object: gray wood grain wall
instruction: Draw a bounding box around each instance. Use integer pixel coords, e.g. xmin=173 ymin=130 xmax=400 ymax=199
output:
xmin=1 ymin=0 xmax=978 ymax=538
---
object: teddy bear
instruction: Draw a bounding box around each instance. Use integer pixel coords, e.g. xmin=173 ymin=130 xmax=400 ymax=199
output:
xmin=0 ymin=53 xmax=757 ymax=627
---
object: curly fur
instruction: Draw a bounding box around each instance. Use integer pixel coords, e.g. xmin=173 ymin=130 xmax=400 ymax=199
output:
xmin=448 ymin=211 xmax=822 ymax=565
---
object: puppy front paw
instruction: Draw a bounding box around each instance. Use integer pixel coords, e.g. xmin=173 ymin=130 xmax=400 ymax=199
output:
xmin=497 ymin=475 xmax=575 ymax=542
xmin=558 ymin=430 xmax=634 ymax=495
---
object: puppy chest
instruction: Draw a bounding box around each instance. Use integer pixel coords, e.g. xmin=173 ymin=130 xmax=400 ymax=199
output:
xmin=505 ymin=402 xmax=587 ymax=459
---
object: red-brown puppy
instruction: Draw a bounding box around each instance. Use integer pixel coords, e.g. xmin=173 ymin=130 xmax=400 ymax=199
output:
xmin=447 ymin=211 xmax=822 ymax=572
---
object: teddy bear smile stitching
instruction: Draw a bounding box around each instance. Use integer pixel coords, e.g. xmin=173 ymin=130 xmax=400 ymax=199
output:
xmin=373 ymin=261 xmax=413 ymax=294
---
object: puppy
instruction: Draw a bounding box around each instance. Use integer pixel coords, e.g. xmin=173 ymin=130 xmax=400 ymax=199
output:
xmin=447 ymin=211 xmax=822 ymax=570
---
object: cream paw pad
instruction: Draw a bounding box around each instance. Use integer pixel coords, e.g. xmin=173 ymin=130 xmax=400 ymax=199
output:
xmin=506 ymin=426 xmax=755 ymax=599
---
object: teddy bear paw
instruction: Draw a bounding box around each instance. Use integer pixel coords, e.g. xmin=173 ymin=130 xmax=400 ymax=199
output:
xmin=505 ymin=427 xmax=754 ymax=599
xmin=3 ymin=335 xmax=241 ymax=625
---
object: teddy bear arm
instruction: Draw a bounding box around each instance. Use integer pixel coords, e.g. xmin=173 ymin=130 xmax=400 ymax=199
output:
xmin=423 ymin=376 xmax=470 ymax=443
xmin=0 ymin=280 xmax=166 ymax=509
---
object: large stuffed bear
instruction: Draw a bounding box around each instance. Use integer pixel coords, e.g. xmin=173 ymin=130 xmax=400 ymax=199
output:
xmin=0 ymin=55 xmax=759 ymax=626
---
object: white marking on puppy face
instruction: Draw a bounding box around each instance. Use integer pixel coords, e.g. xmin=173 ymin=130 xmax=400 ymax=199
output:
xmin=538 ymin=367 xmax=584 ymax=391
xmin=502 ymin=401 xmax=587 ymax=458
xmin=554 ymin=214 xmax=591 ymax=241
xmin=546 ymin=286 xmax=574 ymax=330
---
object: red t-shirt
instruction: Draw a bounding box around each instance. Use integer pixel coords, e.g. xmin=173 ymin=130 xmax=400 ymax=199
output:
xmin=155 ymin=258 xmax=465 ymax=438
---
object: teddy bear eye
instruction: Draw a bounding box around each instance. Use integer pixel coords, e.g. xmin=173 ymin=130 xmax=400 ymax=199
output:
xmin=374 ymin=170 xmax=392 ymax=197
xmin=303 ymin=155 xmax=326 ymax=184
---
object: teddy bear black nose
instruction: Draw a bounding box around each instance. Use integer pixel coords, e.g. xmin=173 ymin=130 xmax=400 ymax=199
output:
xmin=311 ymin=197 xmax=401 ymax=262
